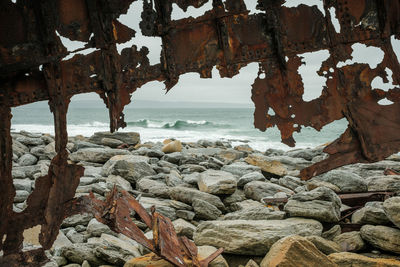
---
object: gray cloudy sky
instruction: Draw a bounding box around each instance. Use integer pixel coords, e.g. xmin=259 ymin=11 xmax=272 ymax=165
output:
xmin=65 ymin=0 xmax=400 ymax=105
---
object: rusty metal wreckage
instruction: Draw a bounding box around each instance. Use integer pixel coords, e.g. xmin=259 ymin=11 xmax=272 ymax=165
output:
xmin=0 ymin=0 xmax=400 ymax=266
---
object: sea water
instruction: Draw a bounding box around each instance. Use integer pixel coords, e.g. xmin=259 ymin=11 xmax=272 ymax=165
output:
xmin=11 ymin=100 xmax=347 ymax=151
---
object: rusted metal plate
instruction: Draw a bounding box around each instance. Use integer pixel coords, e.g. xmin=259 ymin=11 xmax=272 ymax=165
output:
xmin=1 ymin=0 xmax=400 ymax=265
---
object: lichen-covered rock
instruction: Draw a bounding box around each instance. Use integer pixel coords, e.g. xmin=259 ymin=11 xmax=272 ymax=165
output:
xmin=194 ymin=218 xmax=323 ymax=255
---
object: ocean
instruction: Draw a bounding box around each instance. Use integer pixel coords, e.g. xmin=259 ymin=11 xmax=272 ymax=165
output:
xmin=11 ymin=100 xmax=347 ymax=152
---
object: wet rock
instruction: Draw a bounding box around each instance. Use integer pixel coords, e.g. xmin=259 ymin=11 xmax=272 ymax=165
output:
xmin=169 ymin=187 xmax=225 ymax=210
xmin=69 ymin=148 xmax=131 ymax=163
xmin=333 ymin=231 xmax=366 ymax=252
xmin=194 ymin=218 xmax=323 ymax=255
xmin=367 ymin=175 xmax=400 ymax=192
xmin=18 ymin=153 xmax=38 ymax=166
xmin=245 ymin=154 xmax=288 ymax=176
xmin=221 ymin=162 xmax=261 ymax=177
xmin=198 ymin=170 xmax=237 ymax=195
xmin=360 ymin=225 xmax=400 ymax=254
xmin=383 ymin=197 xmax=400 ymax=227
xmin=328 ymin=252 xmax=400 ymax=267
xmin=222 ymin=206 xmax=285 ymax=220
xmin=88 ymin=131 xmax=140 ymax=146
xmin=101 ymin=155 xmax=156 ymax=184
xmin=351 ymin=202 xmax=390 ymax=225
xmin=237 ymin=172 xmax=266 ymax=187
xmin=312 ymin=170 xmax=367 ymax=193
xmin=192 ymin=199 xmax=222 ymax=220
xmin=244 ymin=181 xmax=294 ymax=201
xmin=284 ymin=187 xmax=341 ymax=222
xmin=162 ymin=140 xmax=182 ymax=153
xmin=260 ymin=235 xmax=337 ymax=267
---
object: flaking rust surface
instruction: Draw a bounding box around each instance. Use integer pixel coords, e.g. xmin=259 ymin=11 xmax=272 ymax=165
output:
xmin=1 ymin=0 xmax=400 ymax=266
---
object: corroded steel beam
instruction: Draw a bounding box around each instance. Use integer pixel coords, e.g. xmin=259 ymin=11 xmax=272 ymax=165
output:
xmin=1 ymin=0 xmax=400 ymax=265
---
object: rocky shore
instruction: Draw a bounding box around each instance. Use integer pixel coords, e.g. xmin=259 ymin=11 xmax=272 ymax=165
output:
xmin=7 ymin=130 xmax=400 ymax=267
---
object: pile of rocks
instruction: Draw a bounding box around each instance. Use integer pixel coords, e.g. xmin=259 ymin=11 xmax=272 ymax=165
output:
xmin=8 ymin=130 xmax=400 ymax=267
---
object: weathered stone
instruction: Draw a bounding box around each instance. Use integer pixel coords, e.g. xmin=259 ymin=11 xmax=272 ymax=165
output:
xmin=192 ymin=199 xmax=222 ymax=220
xmin=245 ymin=154 xmax=288 ymax=176
xmin=13 ymin=179 xmax=32 ymax=192
xmin=284 ymin=187 xmax=341 ymax=222
xmin=136 ymin=178 xmax=169 ymax=198
xmin=123 ymin=253 xmax=174 ymax=267
xmin=198 ymin=170 xmax=237 ymax=195
xmin=229 ymin=199 xmax=264 ymax=212
xmin=305 ymin=235 xmax=341 ymax=254
xmin=89 ymin=131 xmax=140 ymax=146
xmin=66 ymin=229 xmax=86 ymax=244
xmin=279 ymin=176 xmax=304 ymax=190
xmin=18 ymin=153 xmax=38 ymax=166
xmin=237 ymin=172 xmax=265 ymax=187
xmin=328 ymin=252 xmax=400 ymax=267
xmin=182 ymin=172 xmax=200 ymax=185
xmin=14 ymin=190 xmax=29 ymax=203
xmin=52 ymin=231 xmax=73 ymax=250
xmin=12 ymin=139 xmax=29 ymax=157
xmin=194 ymin=218 xmax=323 ymax=255
xmin=360 ymin=225 xmax=400 ymax=254
xmin=259 ymin=235 xmax=337 ymax=267
xmin=162 ymin=140 xmax=182 ymax=153
xmin=313 ymin=170 xmax=367 ymax=193
xmin=101 ymin=155 xmax=156 ymax=184
xmin=383 ymin=197 xmax=400 ymax=228
xmin=222 ymin=206 xmax=285 ymax=220
xmin=61 ymin=243 xmax=106 ymax=265
xmin=176 ymin=210 xmax=196 ymax=221
xmin=172 ymin=219 xmax=196 ymax=239
xmin=333 ymin=231 xmax=366 ymax=252
xmin=139 ymin=197 xmax=177 ymax=220
xmin=222 ymin=189 xmax=246 ymax=208
xmin=221 ymin=162 xmax=261 ymax=177
xmin=351 ymin=202 xmax=390 ymax=225
xmin=162 ymin=152 xmax=184 ymax=164
xmin=87 ymin=218 xmax=113 ymax=237
xmin=179 ymin=164 xmax=207 ymax=174
xmin=244 ymin=181 xmax=294 ymax=201
xmin=169 ymin=187 xmax=225 ymax=210
xmin=245 ymin=259 xmax=260 ymax=267
xmin=70 ymin=148 xmax=131 ymax=163
xmin=16 ymin=136 xmax=45 ymax=146
xmin=169 ymin=200 xmax=192 ymax=211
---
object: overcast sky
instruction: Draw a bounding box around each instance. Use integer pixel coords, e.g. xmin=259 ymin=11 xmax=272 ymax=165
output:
xmin=62 ymin=0 xmax=400 ymax=105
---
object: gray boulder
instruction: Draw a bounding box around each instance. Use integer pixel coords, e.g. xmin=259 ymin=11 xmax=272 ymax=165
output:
xmin=360 ymin=225 xmax=400 ymax=254
xmin=88 ymin=131 xmax=140 ymax=146
xmin=351 ymin=202 xmax=390 ymax=225
xmin=18 ymin=153 xmax=38 ymax=166
xmin=221 ymin=162 xmax=261 ymax=177
xmin=367 ymin=175 xmax=400 ymax=192
xmin=169 ymin=187 xmax=225 ymax=210
xmin=333 ymin=231 xmax=365 ymax=252
xmin=69 ymin=148 xmax=131 ymax=163
xmin=193 ymin=218 xmax=323 ymax=255
xmin=222 ymin=206 xmax=285 ymax=220
xmin=86 ymin=218 xmax=113 ymax=237
xmin=198 ymin=170 xmax=237 ymax=195
xmin=172 ymin=219 xmax=196 ymax=239
xmin=284 ymin=187 xmax=341 ymax=222
xmin=61 ymin=243 xmax=106 ymax=265
xmin=192 ymin=199 xmax=222 ymax=220
xmin=101 ymin=155 xmax=156 ymax=184
xmin=312 ymin=170 xmax=367 ymax=193
xmin=16 ymin=136 xmax=45 ymax=146
xmin=383 ymin=197 xmax=400 ymax=228
xmin=279 ymin=176 xmax=305 ymax=190
xmin=237 ymin=172 xmax=265 ymax=187
xmin=136 ymin=178 xmax=169 ymax=198
xmin=244 ymin=181 xmax=294 ymax=201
